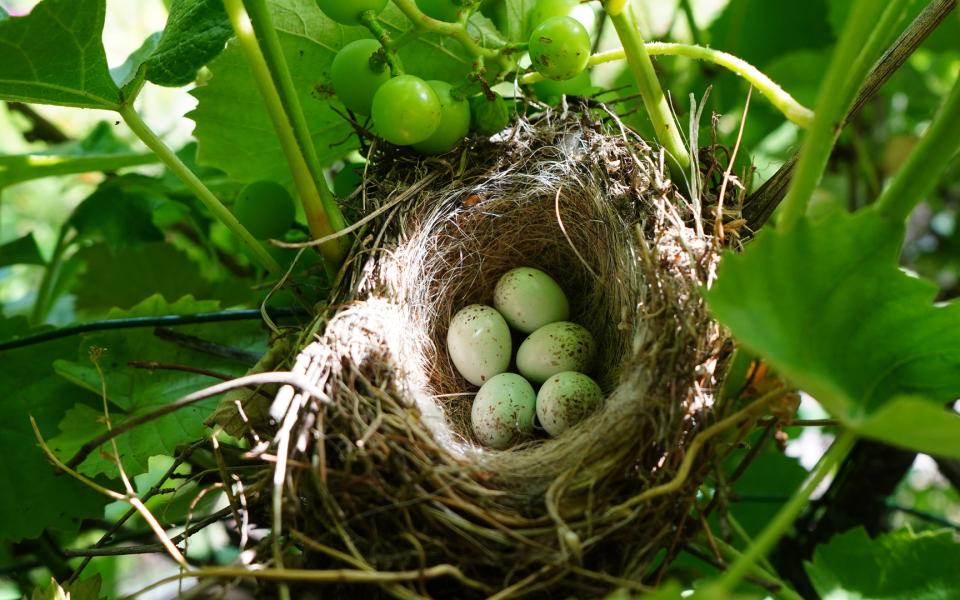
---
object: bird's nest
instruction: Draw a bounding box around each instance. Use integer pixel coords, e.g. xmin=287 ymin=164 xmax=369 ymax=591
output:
xmin=225 ymin=108 xmax=732 ymax=597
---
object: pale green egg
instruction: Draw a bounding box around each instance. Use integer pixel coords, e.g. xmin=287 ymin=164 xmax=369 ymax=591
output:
xmin=493 ymin=267 xmax=569 ymax=333
xmin=446 ymin=304 xmax=512 ymax=386
xmin=516 ymin=321 xmax=596 ymax=384
xmin=470 ymin=373 xmax=537 ymax=449
xmin=536 ymin=371 xmax=603 ymax=436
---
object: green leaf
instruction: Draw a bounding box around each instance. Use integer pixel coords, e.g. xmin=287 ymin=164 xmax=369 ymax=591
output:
xmin=706 ymin=208 xmax=960 ymax=450
xmin=143 ymin=0 xmax=233 ymax=87
xmin=67 ymin=176 xmax=167 ymax=251
xmin=709 ymin=0 xmax=834 ymax=68
xmin=110 ymin=32 xmax=161 ymax=92
xmin=498 ymin=0 xmax=537 ymax=42
xmin=827 ymin=0 xmax=927 ymax=50
xmin=0 ymin=318 xmax=106 ymax=542
xmin=0 ymin=0 xmax=122 ymax=109
xmin=805 ymin=527 xmax=960 ymax=599
xmin=724 ymin=445 xmax=807 ymax=538
xmin=71 ymin=242 xmax=255 ymax=316
xmin=857 ymin=396 xmax=960 ymax=459
xmin=48 ymin=295 xmax=267 ymax=478
xmin=30 ymin=575 xmax=104 ymax=600
xmin=0 ymin=233 xmax=45 ymax=267
xmin=0 ymin=121 xmax=158 ymax=188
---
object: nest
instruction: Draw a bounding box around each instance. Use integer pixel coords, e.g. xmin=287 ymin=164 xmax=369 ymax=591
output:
xmin=261 ymin=108 xmax=728 ymax=597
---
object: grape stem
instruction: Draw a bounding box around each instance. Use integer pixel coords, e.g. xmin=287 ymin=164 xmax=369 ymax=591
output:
xmin=226 ymin=0 xmax=347 ymax=265
xmin=777 ymin=0 xmax=904 ymax=227
xmin=605 ymin=2 xmax=690 ymax=170
xmin=875 ymin=74 xmax=960 ymax=222
xmin=118 ymin=104 xmax=282 ymax=275
xmin=360 ymin=11 xmax=406 ymax=75
xmin=389 ymin=0 xmax=499 ymax=59
xmin=521 ymin=43 xmax=815 ymax=129
xmin=711 ymin=428 xmax=857 ymax=593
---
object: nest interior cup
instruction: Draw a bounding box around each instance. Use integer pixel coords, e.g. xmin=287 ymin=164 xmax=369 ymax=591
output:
xmin=280 ymin=113 xmax=725 ymax=595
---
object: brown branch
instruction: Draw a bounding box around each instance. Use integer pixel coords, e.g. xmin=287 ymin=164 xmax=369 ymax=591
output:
xmin=743 ymin=0 xmax=957 ymax=231
xmin=6 ymin=102 xmax=69 ymax=143
xmin=61 ymin=507 xmax=234 ymax=558
xmin=153 ymin=327 xmax=261 ymax=364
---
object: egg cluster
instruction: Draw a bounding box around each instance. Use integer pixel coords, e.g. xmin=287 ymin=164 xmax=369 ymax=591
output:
xmin=446 ymin=267 xmax=603 ymax=449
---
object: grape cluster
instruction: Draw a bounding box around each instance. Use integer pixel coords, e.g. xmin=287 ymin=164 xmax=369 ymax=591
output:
xmin=317 ymin=0 xmax=594 ymax=153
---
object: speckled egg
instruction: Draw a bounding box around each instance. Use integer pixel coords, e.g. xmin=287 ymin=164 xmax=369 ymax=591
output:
xmin=516 ymin=321 xmax=596 ymax=384
xmin=493 ymin=267 xmax=570 ymax=333
xmin=536 ymin=371 xmax=603 ymax=436
xmin=446 ymin=304 xmax=512 ymax=386
xmin=470 ymin=373 xmax=537 ymax=449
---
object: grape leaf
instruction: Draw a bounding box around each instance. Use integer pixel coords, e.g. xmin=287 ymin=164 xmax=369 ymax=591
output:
xmin=48 ymin=295 xmax=268 ymax=478
xmin=857 ymin=396 xmax=960 ymax=459
xmin=805 ymin=527 xmax=960 ymax=599
xmin=0 ymin=319 xmax=106 ymax=542
xmin=110 ymin=32 xmax=161 ymax=91
xmin=709 ymin=0 xmax=834 ymax=68
xmin=706 ymin=208 xmax=960 ymax=456
xmin=496 ymin=0 xmax=537 ymax=42
xmin=0 ymin=121 xmax=158 ymax=188
xmin=71 ymin=242 xmax=254 ymax=316
xmin=0 ymin=0 xmax=122 ymax=109
xmin=723 ymin=445 xmax=807 ymax=537
xmin=0 ymin=233 xmax=45 ymax=267
xmin=31 ymin=575 xmax=104 ymax=600
xmin=142 ymin=0 xmax=232 ymax=87
xmin=68 ymin=177 xmax=167 ymax=251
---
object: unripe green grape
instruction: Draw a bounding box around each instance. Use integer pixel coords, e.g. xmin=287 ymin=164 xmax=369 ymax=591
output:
xmin=468 ymin=93 xmax=511 ymax=135
xmin=528 ymin=0 xmax=579 ymax=29
xmin=416 ymin=0 xmax=460 ymax=22
xmin=315 ymin=0 xmax=388 ymax=25
xmin=529 ymin=16 xmax=591 ymax=81
xmin=532 ymin=69 xmax=592 ymax=102
xmin=331 ymin=39 xmax=391 ymax=115
xmin=371 ymin=75 xmax=442 ymax=145
xmin=413 ymin=80 xmax=472 ymax=154
xmin=234 ymin=181 xmax=296 ymax=240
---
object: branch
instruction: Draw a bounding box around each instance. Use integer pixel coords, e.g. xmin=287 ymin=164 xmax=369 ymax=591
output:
xmin=744 ymin=0 xmax=957 ymax=231
xmin=606 ymin=2 xmax=690 ymax=170
xmin=223 ymin=0 xmax=346 ymax=265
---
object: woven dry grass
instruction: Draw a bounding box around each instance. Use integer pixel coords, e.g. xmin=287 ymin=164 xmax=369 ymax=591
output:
xmin=259 ymin=108 xmax=730 ymax=597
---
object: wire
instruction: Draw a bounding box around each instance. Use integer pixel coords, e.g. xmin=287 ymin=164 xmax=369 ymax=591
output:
xmin=0 ymin=307 xmax=309 ymax=352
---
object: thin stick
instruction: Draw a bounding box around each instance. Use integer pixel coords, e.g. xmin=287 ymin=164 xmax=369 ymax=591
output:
xmin=713 ymin=429 xmax=858 ymax=592
xmin=554 ymin=187 xmax=598 ymax=279
xmin=715 ymin=87 xmax=752 ymax=241
xmin=608 ymin=387 xmax=784 ymax=515
xmin=120 ymin=564 xmax=488 ymax=600
xmin=30 ymin=418 xmax=188 ymax=565
xmin=65 ymin=372 xmax=330 ymax=470
xmin=272 ymin=173 xmax=439 ymax=249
